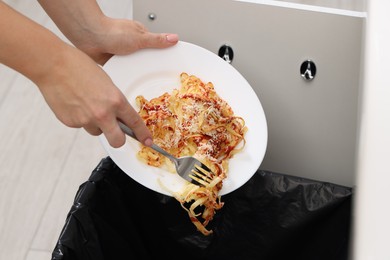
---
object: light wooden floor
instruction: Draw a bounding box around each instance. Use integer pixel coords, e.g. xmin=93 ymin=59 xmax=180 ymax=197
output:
xmin=0 ymin=1 xmax=132 ymax=259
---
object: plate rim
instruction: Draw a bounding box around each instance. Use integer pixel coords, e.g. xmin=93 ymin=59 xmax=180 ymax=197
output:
xmin=100 ymin=40 xmax=268 ymax=196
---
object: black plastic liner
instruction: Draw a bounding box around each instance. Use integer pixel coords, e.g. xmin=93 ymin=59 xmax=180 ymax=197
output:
xmin=52 ymin=156 xmax=352 ymax=260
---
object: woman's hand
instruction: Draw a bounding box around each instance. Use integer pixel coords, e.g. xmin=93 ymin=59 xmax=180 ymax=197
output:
xmin=35 ymin=0 xmax=179 ymax=146
xmin=0 ymin=1 xmax=157 ymax=148
xmin=37 ymin=45 xmax=153 ymax=148
xmin=74 ymin=18 xmax=179 ymax=65
xmin=38 ymin=0 xmax=179 ymax=64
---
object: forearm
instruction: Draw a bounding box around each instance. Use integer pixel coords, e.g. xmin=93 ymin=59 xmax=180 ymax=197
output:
xmin=0 ymin=2 xmax=74 ymax=85
xmin=38 ymin=0 xmax=106 ymax=53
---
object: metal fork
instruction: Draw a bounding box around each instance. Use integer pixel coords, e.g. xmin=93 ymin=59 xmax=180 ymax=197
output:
xmin=118 ymin=122 xmax=213 ymax=187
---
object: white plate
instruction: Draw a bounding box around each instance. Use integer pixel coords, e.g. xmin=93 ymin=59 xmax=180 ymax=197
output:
xmin=100 ymin=41 xmax=267 ymax=196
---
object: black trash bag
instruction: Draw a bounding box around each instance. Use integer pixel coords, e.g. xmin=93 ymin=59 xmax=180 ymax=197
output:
xmin=52 ymin=156 xmax=352 ymax=260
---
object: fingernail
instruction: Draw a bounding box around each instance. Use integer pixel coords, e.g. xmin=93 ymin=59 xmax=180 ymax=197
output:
xmin=144 ymin=138 xmax=153 ymax=147
xmin=166 ymin=34 xmax=179 ymax=43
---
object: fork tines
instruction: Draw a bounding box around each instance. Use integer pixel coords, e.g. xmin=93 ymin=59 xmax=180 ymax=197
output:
xmin=189 ymin=164 xmax=214 ymax=187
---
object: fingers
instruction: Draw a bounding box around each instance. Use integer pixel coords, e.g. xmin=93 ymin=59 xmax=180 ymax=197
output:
xmin=82 ymin=116 xmax=126 ymax=148
xmin=83 ymin=125 xmax=102 ymax=136
xmin=117 ymin=104 xmax=153 ymax=147
xmin=131 ymin=20 xmax=178 ymax=49
xmin=99 ymin=119 xmax=127 ymax=148
xmin=100 ymin=117 xmax=152 ymax=149
xmin=85 ymin=77 xmax=152 ymax=149
xmin=94 ymin=96 xmax=152 ymax=149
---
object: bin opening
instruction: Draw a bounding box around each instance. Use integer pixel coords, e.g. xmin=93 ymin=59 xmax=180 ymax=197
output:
xmin=52 ymin=156 xmax=352 ymax=260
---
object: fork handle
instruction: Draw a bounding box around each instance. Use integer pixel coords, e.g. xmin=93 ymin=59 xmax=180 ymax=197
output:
xmin=118 ymin=121 xmax=137 ymax=139
xmin=118 ymin=122 xmax=177 ymax=162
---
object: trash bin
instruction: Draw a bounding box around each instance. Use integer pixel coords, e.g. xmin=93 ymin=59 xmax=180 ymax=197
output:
xmin=52 ymin=156 xmax=352 ymax=260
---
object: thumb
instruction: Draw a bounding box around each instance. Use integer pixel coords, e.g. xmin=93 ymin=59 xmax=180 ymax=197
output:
xmin=142 ymin=33 xmax=179 ymax=49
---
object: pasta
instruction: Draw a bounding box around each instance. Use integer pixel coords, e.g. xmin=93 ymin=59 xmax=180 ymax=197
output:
xmin=135 ymin=72 xmax=247 ymax=235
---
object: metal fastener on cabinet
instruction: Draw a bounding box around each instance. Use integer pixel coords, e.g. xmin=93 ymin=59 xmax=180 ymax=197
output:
xmin=148 ymin=13 xmax=156 ymax=20
xmin=300 ymin=60 xmax=316 ymax=81
xmin=218 ymin=45 xmax=234 ymax=64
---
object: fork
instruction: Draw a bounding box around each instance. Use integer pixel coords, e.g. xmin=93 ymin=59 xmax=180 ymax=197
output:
xmin=118 ymin=122 xmax=213 ymax=187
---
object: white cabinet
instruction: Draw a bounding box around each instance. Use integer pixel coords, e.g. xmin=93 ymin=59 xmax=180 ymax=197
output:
xmin=133 ymin=0 xmax=365 ymax=187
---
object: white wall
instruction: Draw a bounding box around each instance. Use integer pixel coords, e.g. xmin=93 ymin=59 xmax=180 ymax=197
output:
xmin=352 ymin=1 xmax=390 ymax=259
xmin=97 ymin=0 xmax=132 ymax=18
xmin=275 ymin=0 xmax=365 ymax=11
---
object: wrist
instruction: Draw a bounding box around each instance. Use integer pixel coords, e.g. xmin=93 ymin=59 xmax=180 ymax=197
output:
xmin=69 ymin=15 xmax=112 ymax=64
xmin=32 ymin=41 xmax=76 ymax=88
xmin=38 ymin=0 xmax=107 ymax=60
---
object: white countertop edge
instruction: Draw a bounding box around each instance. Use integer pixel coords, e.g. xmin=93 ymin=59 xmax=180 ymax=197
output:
xmin=234 ymin=0 xmax=366 ymax=17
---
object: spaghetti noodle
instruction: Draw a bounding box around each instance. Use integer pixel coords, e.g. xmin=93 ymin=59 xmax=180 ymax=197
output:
xmin=135 ymin=72 xmax=247 ymax=235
